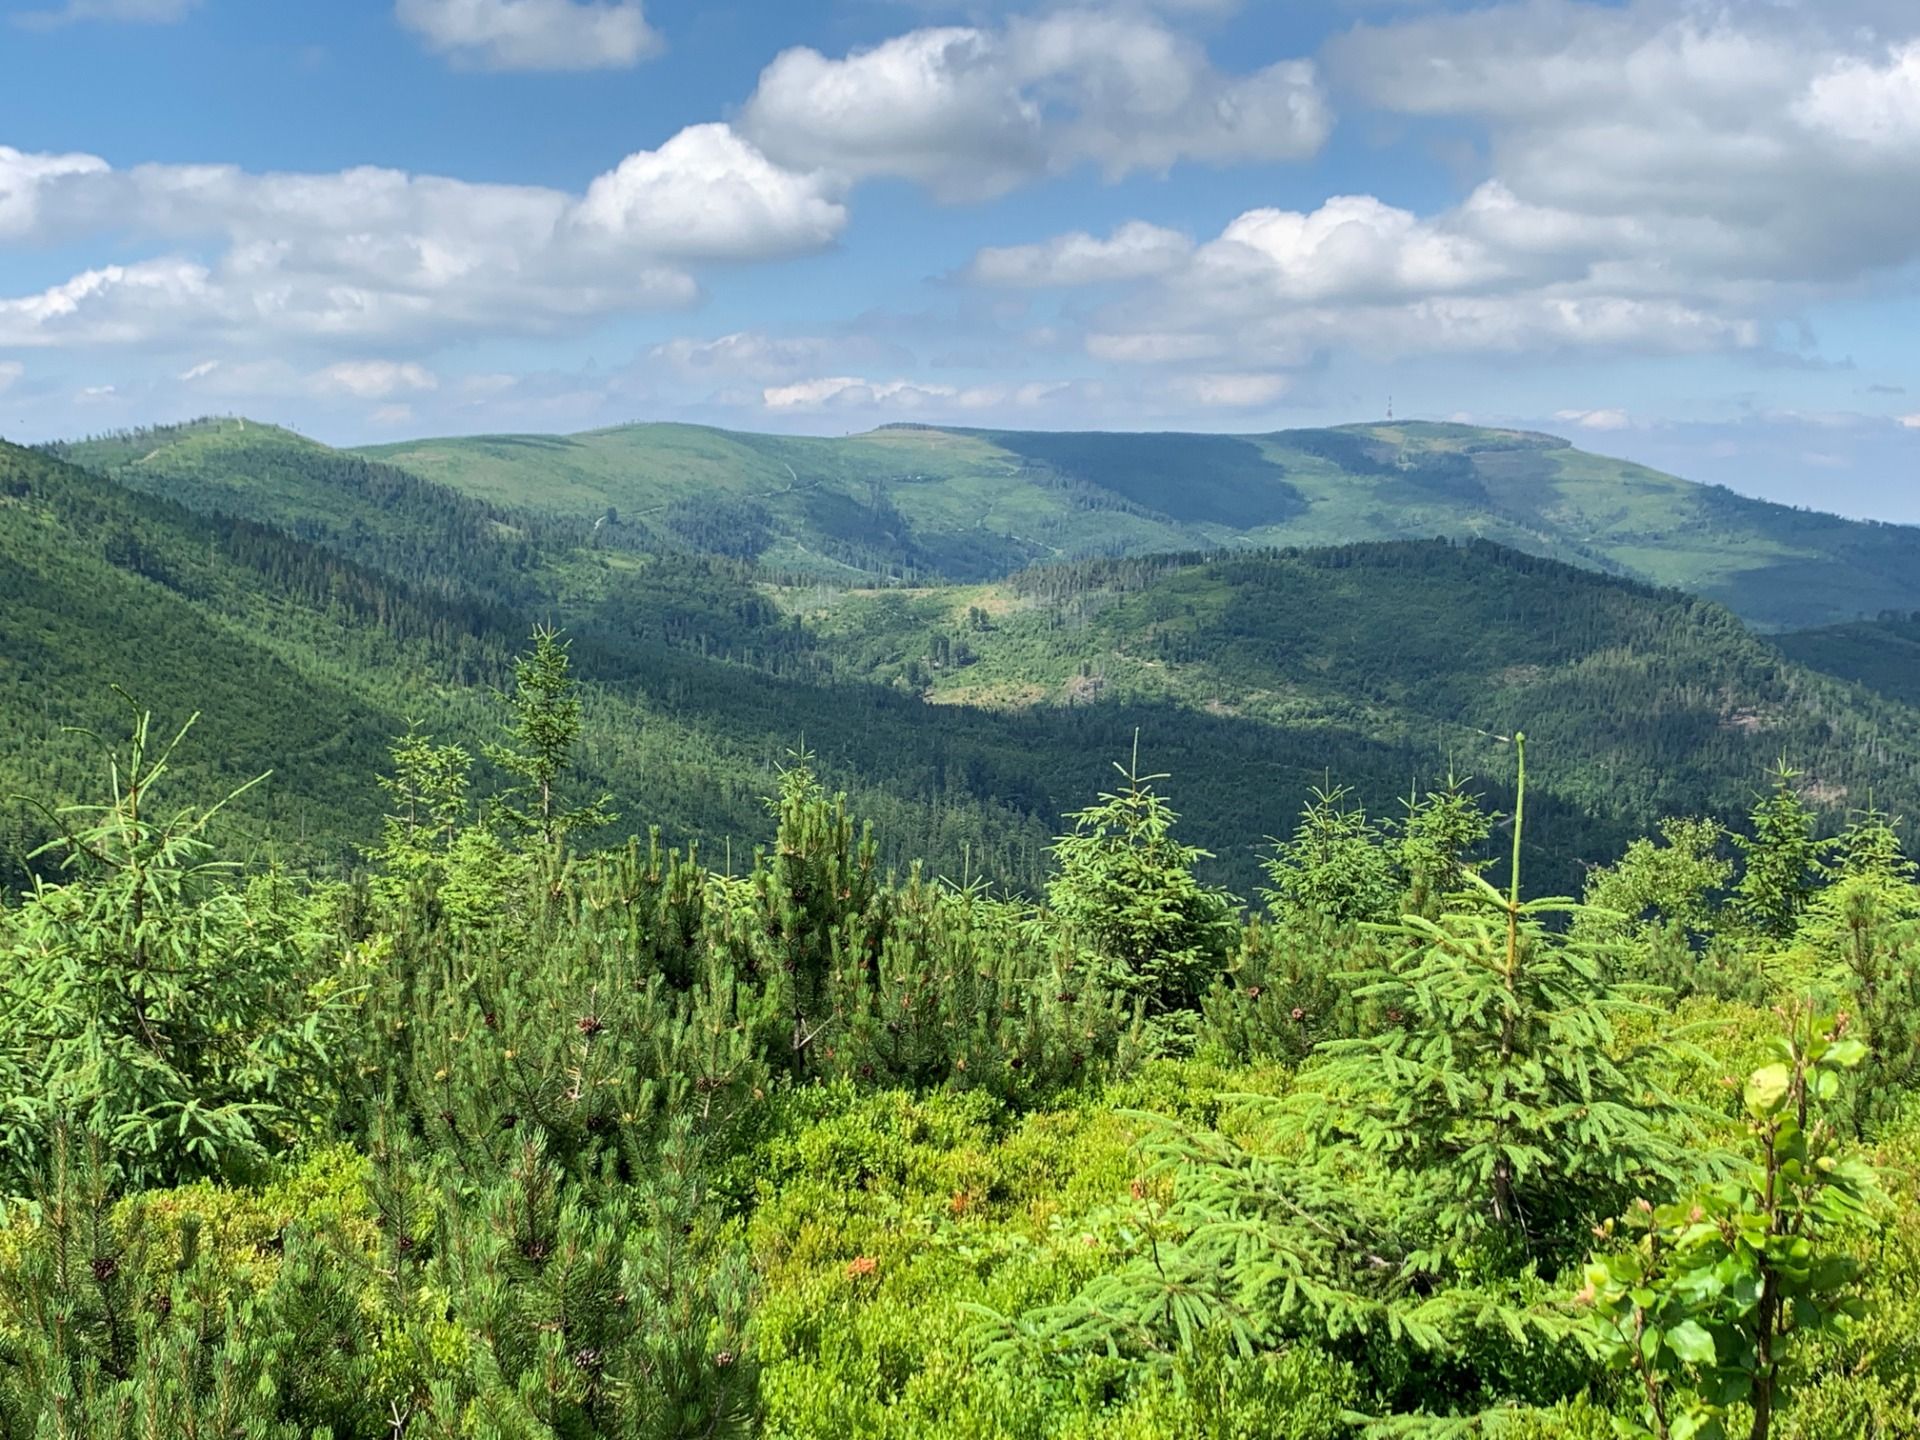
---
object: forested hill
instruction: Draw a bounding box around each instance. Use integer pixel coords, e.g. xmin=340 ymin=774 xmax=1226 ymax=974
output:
xmin=44 ymin=419 xmax=562 ymax=607
xmin=1776 ymin=613 xmax=1920 ymax=710
xmin=783 ymin=541 xmax=1920 ymax=844
xmin=12 ymin=421 xmax=1920 ymax=900
xmin=0 ymin=437 xmax=515 ymax=881
xmin=325 ymin=416 xmax=1920 ymax=630
xmin=0 ymin=438 xmax=1112 ymax=893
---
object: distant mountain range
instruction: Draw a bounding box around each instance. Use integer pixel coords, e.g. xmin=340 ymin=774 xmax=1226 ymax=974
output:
xmin=57 ymin=414 xmax=1920 ymax=631
xmin=8 ymin=416 xmax=1920 ymax=895
xmin=342 ymin=417 xmax=1920 ymax=632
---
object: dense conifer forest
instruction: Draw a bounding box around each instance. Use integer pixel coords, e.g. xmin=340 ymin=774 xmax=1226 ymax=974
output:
xmin=6 ymin=416 xmax=1920 ymax=1437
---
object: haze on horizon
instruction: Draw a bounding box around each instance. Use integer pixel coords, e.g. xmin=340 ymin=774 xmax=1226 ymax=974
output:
xmin=2 ymin=0 xmax=1918 ymax=520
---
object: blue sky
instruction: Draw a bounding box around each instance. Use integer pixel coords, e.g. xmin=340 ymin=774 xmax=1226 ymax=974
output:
xmin=2 ymin=0 xmax=1918 ymax=520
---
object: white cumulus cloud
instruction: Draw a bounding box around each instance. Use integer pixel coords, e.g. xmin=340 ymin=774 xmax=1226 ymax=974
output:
xmin=1199 ymin=195 xmax=1519 ymax=305
xmin=314 ymin=361 xmax=441 ymax=400
xmin=1797 ymin=41 xmax=1920 ymax=150
xmin=0 ymin=146 xmax=112 ymax=239
xmin=976 ymin=184 xmax=1760 ymax=384
xmin=966 ymin=222 xmax=1192 ymax=287
xmin=1328 ymin=1 xmax=1920 ymax=288
xmin=739 ymin=10 xmax=1329 ymax=201
xmin=761 ymin=375 xmax=1012 ymax=415
xmin=573 ymin=124 xmax=847 ymax=260
xmin=395 ymin=0 xmax=660 ymax=72
xmin=1554 ymin=407 xmax=1632 ymax=431
xmin=0 ymin=128 xmax=843 ymax=350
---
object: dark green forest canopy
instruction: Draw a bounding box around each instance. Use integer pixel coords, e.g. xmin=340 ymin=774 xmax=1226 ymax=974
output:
xmin=1776 ymin=613 xmax=1920 ymax=709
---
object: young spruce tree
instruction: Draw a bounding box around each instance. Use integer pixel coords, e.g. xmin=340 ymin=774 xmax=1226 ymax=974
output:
xmin=0 ymin=698 xmax=343 ymax=1192
xmin=1397 ymin=770 xmax=1494 ymax=918
xmin=1300 ymin=734 xmax=1692 ymax=1270
xmin=1262 ymin=783 xmax=1400 ymax=932
xmin=488 ymin=625 xmax=613 ymax=849
xmin=1732 ymin=761 xmax=1829 ymax=942
xmin=1047 ymin=739 xmax=1237 ymax=1018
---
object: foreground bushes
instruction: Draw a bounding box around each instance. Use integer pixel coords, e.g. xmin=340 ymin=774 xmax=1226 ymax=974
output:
xmin=6 ymin=1050 xmax=1916 ymax=1438
xmin=4 ymin=659 xmax=1920 ymax=1437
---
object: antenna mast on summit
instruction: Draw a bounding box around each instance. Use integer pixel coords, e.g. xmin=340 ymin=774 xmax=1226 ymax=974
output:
xmin=1386 ymin=395 xmax=1394 ymax=422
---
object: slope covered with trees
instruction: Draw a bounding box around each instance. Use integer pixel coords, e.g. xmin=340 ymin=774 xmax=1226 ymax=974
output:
xmin=785 ymin=543 xmax=1920 ymax=865
xmin=1776 ymin=613 xmax=1920 ymax=709
xmin=0 ymin=439 xmax=438 ymax=881
xmin=45 ymin=419 xmax=568 ymax=608
xmin=0 ymin=439 xmax=1074 ymax=891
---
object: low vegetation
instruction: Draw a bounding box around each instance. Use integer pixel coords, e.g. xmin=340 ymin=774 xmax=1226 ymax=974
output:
xmin=5 ymin=629 xmax=1919 ymax=1439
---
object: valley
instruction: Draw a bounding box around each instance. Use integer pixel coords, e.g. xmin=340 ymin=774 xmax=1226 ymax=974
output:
xmin=11 ymin=418 xmax=1920 ymax=900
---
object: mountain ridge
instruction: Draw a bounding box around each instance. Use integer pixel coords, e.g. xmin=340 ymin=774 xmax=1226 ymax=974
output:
xmin=347 ymin=415 xmax=1920 ymax=630
xmin=57 ymin=411 xmax=1916 ymax=630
